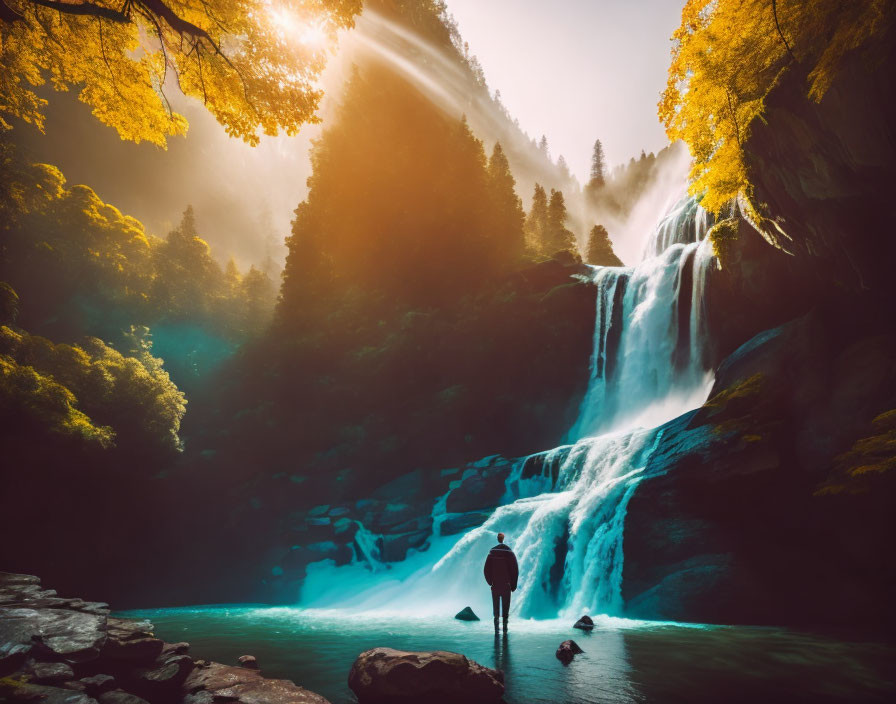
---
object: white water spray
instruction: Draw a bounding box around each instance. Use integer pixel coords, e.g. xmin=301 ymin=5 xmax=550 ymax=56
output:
xmin=297 ymin=196 xmax=716 ymax=620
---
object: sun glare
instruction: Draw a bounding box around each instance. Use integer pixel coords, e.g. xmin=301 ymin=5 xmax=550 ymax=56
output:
xmin=269 ymin=7 xmax=330 ymax=49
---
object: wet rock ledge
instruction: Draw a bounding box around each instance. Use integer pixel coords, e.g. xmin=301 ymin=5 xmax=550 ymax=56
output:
xmin=0 ymin=572 xmax=328 ymax=704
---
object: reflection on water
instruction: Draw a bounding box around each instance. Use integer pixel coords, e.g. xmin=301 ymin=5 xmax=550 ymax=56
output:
xmin=494 ymin=631 xmax=510 ymax=675
xmin=120 ymin=606 xmax=895 ymax=704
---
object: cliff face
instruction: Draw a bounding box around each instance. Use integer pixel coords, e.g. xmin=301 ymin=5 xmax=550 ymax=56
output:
xmin=621 ymin=35 xmax=896 ymax=634
xmin=622 ymin=303 xmax=896 ymax=633
xmin=744 ymin=34 xmax=896 ymax=292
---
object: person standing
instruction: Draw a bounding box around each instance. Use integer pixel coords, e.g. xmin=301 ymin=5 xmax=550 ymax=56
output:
xmin=483 ymin=532 xmax=519 ymax=632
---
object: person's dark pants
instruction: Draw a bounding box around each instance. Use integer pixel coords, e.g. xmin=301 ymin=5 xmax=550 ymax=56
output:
xmin=491 ymin=586 xmax=511 ymax=619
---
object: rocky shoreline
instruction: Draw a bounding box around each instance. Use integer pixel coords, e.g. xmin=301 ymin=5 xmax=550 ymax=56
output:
xmin=0 ymin=572 xmax=329 ymax=703
xmin=0 ymin=573 xmax=514 ymax=704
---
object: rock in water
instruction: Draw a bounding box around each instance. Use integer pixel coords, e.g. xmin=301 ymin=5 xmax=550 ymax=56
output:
xmin=573 ymin=615 xmax=594 ymax=630
xmin=348 ymin=648 xmax=504 ymax=704
xmin=238 ymin=654 xmax=259 ymax=669
xmin=454 ymin=606 xmax=479 ymax=621
xmin=556 ymin=640 xmax=584 ymax=665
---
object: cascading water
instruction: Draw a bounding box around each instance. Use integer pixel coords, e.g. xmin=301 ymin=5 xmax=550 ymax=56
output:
xmin=570 ymin=233 xmax=716 ymax=439
xmin=644 ymin=196 xmax=713 ymax=258
xmin=299 ymin=197 xmax=716 ymax=620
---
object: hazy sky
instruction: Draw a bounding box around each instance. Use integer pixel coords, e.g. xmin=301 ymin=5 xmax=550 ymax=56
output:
xmin=16 ymin=1 xmax=686 ymax=269
xmin=444 ymin=0 xmax=683 ymax=181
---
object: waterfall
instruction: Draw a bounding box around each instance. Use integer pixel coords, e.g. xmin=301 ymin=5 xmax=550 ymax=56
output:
xmin=643 ymin=196 xmax=713 ymax=259
xmin=298 ymin=197 xmax=716 ymax=620
xmin=569 ymin=236 xmax=715 ymax=440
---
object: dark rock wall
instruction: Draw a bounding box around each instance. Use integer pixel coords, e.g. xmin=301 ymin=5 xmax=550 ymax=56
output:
xmin=620 ymin=29 xmax=896 ymax=636
xmin=744 ymin=32 xmax=896 ymax=292
xmin=623 ymin=303 xmax=896 ymax=633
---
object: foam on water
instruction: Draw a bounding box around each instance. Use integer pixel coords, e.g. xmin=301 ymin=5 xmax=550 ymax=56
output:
xmin=298 ymin=196 xmax=716 ymax=620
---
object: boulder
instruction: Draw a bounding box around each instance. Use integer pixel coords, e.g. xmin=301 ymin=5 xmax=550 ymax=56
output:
xmin=184 ymin=661 xmax=266 ymax=693
xmin=572 ymin=615 xmax=594 ymax=631
xmin=185 ymin=660 xmax=328 ymax=703
xmin=125 ymin=655 xmax=194 ymax=701
xmin=102 ymin=617 xmax=163 ymax=664
xmin=454 ymin=607 xmax=479 ymax=621
xmin=367 ymin=503 xmax=419 ymax=532
xmin=379 ymin=530 xmax=430 ymax=562
xmin=183 ymin=693 xmax=215 ymax=704
xmin=238 ymin=654 xmax=259 ymax=669
xmin=80 ymin=673 xmax=116 ymax=695
xmin=1 ymin=575 xmax=334 ymax=704
xmin=102 ymin=635 xmax=164 ymax=664
xmin=383 ymin=515 xmax=433 ymax=536
xmin=0 ymin=681 xmax=96 ymax=703
xmin=439 ymin=512 xmax=491 ymax=536
xmin=160 ymin=641 xmax=190 ymax=657
xmin=445 ymin=464 xmax=512 ymax=514
xmin=348 ymin=648 xmax=504 ymax=704
xmin=0 ymin=607 xmax=107 ymax=663
xmin=555 ymin=640 xmax=584 ymax=665
xmin=27 ymin=661 xmax=75 ymax=683
xmin=0 ymin=573 xmax=41 ymax=588
xmin=98 ymin=690 xmax=151 ymax=704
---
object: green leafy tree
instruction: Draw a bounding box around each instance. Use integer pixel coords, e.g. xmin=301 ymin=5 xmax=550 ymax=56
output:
xmin=152 ymin=205 xmax=224 ymax=319
xmin=0 ymin=318 xmax=186 ymax=453
xmin=0 ymin=154 xmax=278 ymax=342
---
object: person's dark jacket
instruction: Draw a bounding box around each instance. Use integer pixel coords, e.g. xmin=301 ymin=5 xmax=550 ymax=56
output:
xmin=483 ymin=543 xmax=519 ymax=591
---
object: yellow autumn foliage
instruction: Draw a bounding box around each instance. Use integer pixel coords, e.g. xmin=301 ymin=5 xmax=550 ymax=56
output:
xmin=0 ymin=352 xmax=115 ymax=447
xmin=0 ymin=321 xmax=187 ymax=452
xmin=0 ymin=0 xmax=362 ymax=147
xmin=661 ymin=0 xmax=894 ymax=214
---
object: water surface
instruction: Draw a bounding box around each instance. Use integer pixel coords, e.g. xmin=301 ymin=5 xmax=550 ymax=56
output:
xmin=121 ymin=606 xmax=895 ymax=703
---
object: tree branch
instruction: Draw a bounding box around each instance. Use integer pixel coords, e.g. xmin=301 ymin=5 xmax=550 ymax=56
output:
xmin=726 ymin=87 xmax=742 ymax=148
xmin=0 ymin=0 xmax=25 ymax=23
xmin=136 ymin=0 xmax=213 ymax=42
xmin=97 ymin=16 xmax=127 ymax=102
xmin=27 ymin=0 xmax=129 ymax=23
xmin=771 ymin=0 xmax=796 ymax=62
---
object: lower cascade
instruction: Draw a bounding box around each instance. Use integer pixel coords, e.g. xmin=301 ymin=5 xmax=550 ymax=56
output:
xmin=299 ymin=198 xmax=716 ymax=620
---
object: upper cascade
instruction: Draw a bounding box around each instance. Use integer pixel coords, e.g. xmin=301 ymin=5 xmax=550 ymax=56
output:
xmin=642 ymin=196 xmax=713 ymax=260
xmin=569 ymin=196 xmax=716 ymax=440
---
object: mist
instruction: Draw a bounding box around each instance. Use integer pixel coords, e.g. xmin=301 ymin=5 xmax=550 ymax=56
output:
xmin=9 ymin=2 xmax=676 ymax=271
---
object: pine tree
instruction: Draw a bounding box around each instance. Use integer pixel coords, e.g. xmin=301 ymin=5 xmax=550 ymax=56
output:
xmin=545 ymin=189 xmax=578 ymax=256
xmin=589 ymin=139 xmax=606 ymax=188
xmin=240 ymin=266 xmax=277 ymax=335
xmin=154 ymin=206 xmax=222 ymax=317
xmin=525 ymin=183 xmax=549 ymax=254
xmin=224 ymin=257 xmax=241 ymax=295
xmin=538 ymin=135 xmax=549 ymax=157
xmin=486 ymin=142 xmax=526 ymax=261
xmin=585 ymin=225 xmax=624 ymax=267
xmin=557 ymin=155 xmax=571 ymax=181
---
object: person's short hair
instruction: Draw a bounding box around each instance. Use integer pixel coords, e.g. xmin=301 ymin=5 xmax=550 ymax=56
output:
xmin=497 ymin=532 xmax=505 ymax=543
